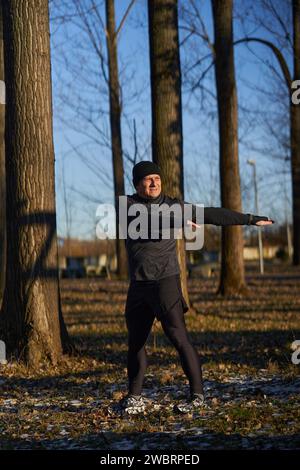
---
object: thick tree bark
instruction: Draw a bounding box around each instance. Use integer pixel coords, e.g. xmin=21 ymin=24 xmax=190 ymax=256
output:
xmin=0 ymin=0 xmax=72 ymax=365
xmin=148 ymin=0 xmax=190 ymax=306
xmin=291 ymin=0 xmax=300 ymax=265
xmin=0 ymin=2 xmax=5 ymax=309
xmin=105 ymin=0 xmax=128 ymax=280
xmin=212 ymin=0 xmax=249 ymax=296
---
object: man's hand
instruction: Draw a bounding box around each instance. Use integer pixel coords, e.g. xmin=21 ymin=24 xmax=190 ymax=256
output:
xmin=255 ymin=219 xmax=275 ymax=226
xmin=187 ymin=220 xmax=202 ymax=229
xmin=249 ymin=214 xmax=275 ymax=226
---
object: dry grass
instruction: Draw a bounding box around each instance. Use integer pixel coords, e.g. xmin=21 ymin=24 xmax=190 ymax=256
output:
xmin=0 ymin=264 xmax=299 ymax=449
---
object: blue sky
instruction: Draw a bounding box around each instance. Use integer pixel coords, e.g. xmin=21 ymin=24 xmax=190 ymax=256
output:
xmin=49 ymin=0 xmax=293 ymax=240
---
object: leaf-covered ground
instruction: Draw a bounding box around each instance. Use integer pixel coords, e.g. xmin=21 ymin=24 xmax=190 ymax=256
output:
xmin=0 ymin=264 xmax=300 ymax=450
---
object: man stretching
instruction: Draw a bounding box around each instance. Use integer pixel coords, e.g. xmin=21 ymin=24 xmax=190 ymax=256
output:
xmin=110 ymin=161 xmax=274 ymax=416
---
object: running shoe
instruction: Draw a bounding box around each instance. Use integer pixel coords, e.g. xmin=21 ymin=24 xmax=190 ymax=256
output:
xmin=174 ymin=393 xmax=205 ymax=413
xmin=108 ymin=394 xmax=148 ymax=416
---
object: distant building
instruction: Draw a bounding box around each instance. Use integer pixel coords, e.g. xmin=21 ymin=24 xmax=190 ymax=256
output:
xmin=57 ymin=238 xmax=117 ymax=277
xmin=243 ymin=244 xmax=280 ymax=260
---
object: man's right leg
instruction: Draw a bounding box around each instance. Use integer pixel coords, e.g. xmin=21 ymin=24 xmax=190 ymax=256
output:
xmin=125 ymin=287 xmax=156 ymax=396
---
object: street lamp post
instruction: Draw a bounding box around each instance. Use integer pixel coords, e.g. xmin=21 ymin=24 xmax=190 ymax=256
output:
xmin=247 ymin=159 xmax=264 ymax=274
xmin=283 ymin=171 xmax=293 ymax=260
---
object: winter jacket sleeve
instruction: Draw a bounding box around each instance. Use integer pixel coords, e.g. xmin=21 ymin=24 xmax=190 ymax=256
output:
xmin=182 ymin=200 xmax=270 ymax=226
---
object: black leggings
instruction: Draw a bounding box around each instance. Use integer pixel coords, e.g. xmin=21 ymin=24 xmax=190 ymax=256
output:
xmin=125 ymin=276 xmax=204 ymax=396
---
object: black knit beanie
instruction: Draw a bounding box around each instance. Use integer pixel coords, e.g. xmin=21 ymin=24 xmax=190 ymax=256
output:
xmin=132 ymin=161 xmax=161 ymax=187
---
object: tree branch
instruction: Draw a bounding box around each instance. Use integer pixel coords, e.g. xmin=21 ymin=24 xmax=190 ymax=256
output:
xmin=116 ymin=0 xmax=136 ymax=38
xmin=234 ymin=36 xmax=292 ymax=89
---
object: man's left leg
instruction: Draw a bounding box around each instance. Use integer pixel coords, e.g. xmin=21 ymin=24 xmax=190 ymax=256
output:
xmin=159 ymin=301 xmax=204 ymax=397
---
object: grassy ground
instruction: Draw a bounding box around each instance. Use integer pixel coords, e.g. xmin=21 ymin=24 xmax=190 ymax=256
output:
xmin=0 ymin=264 xmax=299 ymax=450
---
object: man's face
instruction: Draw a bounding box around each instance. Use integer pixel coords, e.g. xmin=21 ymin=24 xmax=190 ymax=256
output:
xmin=136 ymin=174 xmax=162 ymax=199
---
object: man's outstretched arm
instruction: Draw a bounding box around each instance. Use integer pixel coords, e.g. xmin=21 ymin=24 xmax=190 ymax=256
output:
xmin=183 ymin=202 xmax=275 ymax=227
xmin=203 ymin=206 xmax=274 ymax=226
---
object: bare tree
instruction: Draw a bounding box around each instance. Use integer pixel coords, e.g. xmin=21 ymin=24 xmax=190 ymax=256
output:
xmin=179 ymin=0 xmax=295 ymax=287
xmin=105 ymin=0 xmax=132 ymax=279
xmin=50 ymin=0 xmax=141 ymax=278
xmin=292 ymin=0 xmax=300 ymax=265
xmin=0 ymin=1 xmax=5 ymax=308
xmin=212 ymin=0 xmax=249 ymax=296
xmin=0 ymin=0 xmax=72 ymax=366
xmin=178 ymin=0 xmax=255 ymax=295
xmin=148 ymin=0 xmax=190 ymax=305
xmin=234 ymin=0 xmax=300 ymax=265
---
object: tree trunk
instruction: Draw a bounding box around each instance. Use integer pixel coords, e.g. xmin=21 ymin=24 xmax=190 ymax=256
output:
xmin=234 ymin=1 xmax=300 ymax=266
xmin=0 ymin=1 xmax=5 ymax=309
xmin=105 ymin=0 xmax=128 ymax=280
xmin=0 ymin=0 xmax=71 ymax=366
xmin=212 ymin=0 xmax=249 ymax=296
xmin=148 ymin=0 xmax=190 ymax=306
xmin=291 ymin=0 xmax=300 ymax=265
